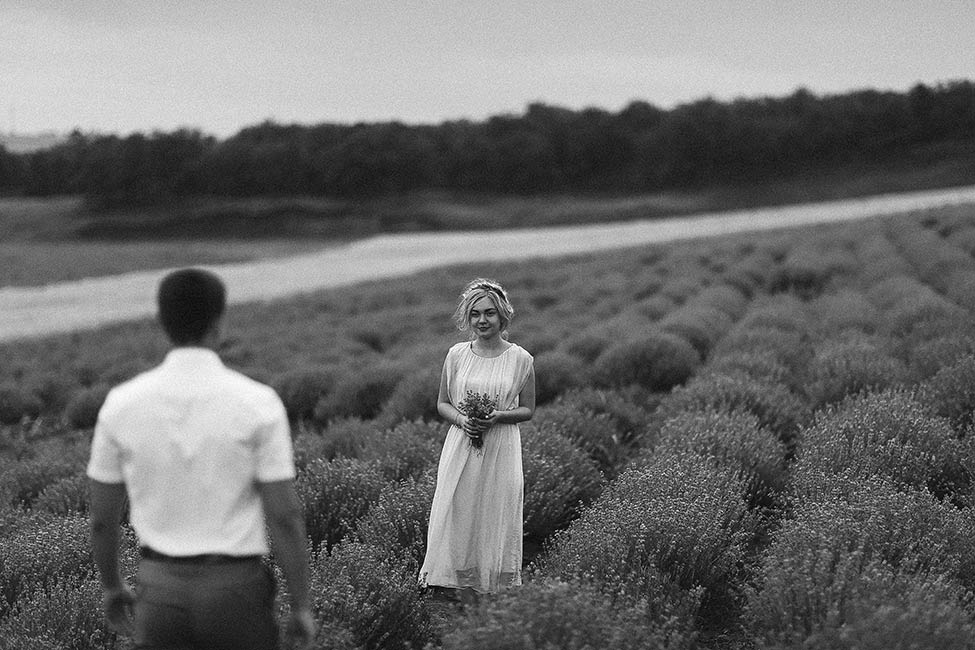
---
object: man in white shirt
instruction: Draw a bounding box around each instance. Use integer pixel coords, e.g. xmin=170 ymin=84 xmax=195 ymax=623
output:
xmin=88 ymin=268 xmax=315 ymax=650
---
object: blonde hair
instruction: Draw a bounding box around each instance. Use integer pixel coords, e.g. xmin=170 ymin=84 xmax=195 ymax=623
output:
xmin=453 ymin=278 xmax=514 ymax=338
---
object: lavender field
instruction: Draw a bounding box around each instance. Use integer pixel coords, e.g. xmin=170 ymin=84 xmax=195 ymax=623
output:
xmin=3 ymin=199 xmax=975 ymax=648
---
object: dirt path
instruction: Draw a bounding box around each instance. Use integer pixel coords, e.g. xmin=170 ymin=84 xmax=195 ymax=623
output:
xmin=3 ymin=185 xmax=975 ymax=342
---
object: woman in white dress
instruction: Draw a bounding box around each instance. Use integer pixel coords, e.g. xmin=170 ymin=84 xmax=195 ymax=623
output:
xmin=419 ymin=278 xmax=536 ymax=597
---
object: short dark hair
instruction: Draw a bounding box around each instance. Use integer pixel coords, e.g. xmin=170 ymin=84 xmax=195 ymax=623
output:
xmin=157 ymin=268 xmax=227 ymax=345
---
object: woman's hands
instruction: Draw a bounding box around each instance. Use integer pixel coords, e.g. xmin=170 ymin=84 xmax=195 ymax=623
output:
xmin=460 ymin=411 xmax=499 ymax=440
xmin=477 ymin=410 xmax=501 ymax=427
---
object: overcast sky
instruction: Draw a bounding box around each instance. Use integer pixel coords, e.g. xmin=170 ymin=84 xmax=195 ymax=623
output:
xmin=4 ymin=1 xmax=974 ymax=139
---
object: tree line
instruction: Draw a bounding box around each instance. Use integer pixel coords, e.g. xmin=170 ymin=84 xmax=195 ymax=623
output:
xmin=1 ymin=81 xmax=973 ymax=207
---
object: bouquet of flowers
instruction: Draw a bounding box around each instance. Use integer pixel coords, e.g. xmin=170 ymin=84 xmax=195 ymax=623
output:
xmin=458 ymin=390 xmax=499 ymax=451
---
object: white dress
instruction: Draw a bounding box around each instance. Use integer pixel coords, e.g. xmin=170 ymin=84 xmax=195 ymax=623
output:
xmin=419 ymin=341 xmax=534 ymax=593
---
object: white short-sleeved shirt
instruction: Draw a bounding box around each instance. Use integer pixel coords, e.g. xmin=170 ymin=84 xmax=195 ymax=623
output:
xmin=87 ymin=347 xmax=295 ymax=557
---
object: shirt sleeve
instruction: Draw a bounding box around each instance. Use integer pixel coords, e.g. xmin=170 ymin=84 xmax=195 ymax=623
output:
xmin=255 ymin=392 xmax=296 ymax=482
xmin=86 ymin=393 xmax=125 ymax=484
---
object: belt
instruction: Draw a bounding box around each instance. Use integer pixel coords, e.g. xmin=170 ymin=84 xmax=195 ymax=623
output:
xmin=140 ymin=546 xmax=261 ymax=565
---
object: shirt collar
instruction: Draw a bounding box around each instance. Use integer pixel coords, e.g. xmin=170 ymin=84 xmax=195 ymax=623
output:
xmin=162 ymin=347 xmax=225 ymax=371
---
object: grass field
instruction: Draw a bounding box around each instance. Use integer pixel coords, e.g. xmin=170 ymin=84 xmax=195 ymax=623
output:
xmin=0 ymin=190 xmax=721 ymax=288
xmin=2 ymin=194 xmax=975 ymax=648
xmin=0 ymin=197 xmax=336 ymax=286
xmin=2 ymin=153 xmax=971 ymax=288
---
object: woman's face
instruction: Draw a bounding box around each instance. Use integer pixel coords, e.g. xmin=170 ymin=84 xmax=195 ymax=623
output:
xmin=469 ymin=295 xmax=503 ymax=341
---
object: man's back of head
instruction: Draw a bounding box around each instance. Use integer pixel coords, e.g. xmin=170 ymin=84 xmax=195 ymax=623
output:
xmin=157 ymin=268 xmax=226 ymax=345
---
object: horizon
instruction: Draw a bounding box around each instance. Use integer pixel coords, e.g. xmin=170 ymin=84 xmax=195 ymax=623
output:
xmin=2 ymin=77 xmax=969 ymax=146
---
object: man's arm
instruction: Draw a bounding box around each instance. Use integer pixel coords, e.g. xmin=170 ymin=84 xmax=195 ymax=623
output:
xmin=89 ymin=479 xmax=135 ymax=635
xmin=258 ymin=479 xmax=316 ymax=647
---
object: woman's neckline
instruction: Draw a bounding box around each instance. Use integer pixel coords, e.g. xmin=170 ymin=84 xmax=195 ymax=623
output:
xmin=468 ymin=341 xmax=513 ymax=358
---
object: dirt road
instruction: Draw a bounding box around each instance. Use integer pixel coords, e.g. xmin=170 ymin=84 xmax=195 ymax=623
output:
xmin=3 ymin=185 xmax=975 ymax=342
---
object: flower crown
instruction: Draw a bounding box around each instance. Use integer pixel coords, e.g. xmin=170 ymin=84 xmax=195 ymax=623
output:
xmin=462 ymin=280 xmax=509 ymax=305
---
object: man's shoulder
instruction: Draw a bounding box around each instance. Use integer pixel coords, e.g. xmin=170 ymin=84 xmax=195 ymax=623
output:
xmin=211 ymin=367 xmax=289 ymax=425
xmin=218 ymin=366 xmax=281 ymax=402
xmin=103 ymin=361 xmax=281 ymax=411
xmin=97 ymin=364 xmax=166 ymax=420
xmin=105 ymin=364 xmax=165 ymax=399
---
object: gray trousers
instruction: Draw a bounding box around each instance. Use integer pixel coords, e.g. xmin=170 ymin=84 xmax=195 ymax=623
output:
xmin=133 ymin=557 xmax=278 ymax=650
